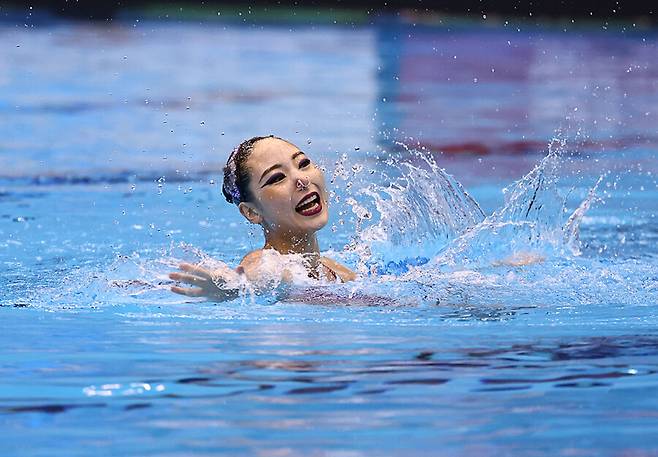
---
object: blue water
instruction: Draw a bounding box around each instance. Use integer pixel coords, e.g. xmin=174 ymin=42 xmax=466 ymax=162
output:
xmin=1 ymin=13 xmax=658 ymax=456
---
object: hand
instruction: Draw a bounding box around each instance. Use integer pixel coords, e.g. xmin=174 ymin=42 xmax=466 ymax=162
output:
xmin=169 ymin=262 xmax=243 ymax=301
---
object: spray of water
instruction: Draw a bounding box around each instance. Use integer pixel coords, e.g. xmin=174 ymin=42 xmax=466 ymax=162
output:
xmin=34 ymin=132 xmax=648 ymax=309
xmin=325 ymin=134 xmax=658 ymax=307
xmin=339 ymin=141 xmax=486 ymax=273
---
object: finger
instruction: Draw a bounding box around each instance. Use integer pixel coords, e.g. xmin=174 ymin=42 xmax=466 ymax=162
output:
xmin=169 ymin=272 xmax=209 ymax=286
xmin=179 ymin=263 xmax=212 ymax=279
xmin=171 ymin=286 xmax=204 ymax=297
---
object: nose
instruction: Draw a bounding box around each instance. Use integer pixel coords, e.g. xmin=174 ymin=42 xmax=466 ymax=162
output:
xmin=296 ymin=176 xmax=310 ymax=191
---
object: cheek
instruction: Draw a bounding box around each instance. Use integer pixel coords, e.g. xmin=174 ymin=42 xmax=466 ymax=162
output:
xmin=314 ymin=172 xmax=329 ymax=203
xmin=259 ymin=187 xmax=293 ymax=213
xmin=310 ymin=168 xmax=327 ymax=187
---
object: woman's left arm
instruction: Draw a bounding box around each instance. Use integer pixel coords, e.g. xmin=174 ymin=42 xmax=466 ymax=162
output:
xmin=321 ymin=257 xmax=357 ymax=282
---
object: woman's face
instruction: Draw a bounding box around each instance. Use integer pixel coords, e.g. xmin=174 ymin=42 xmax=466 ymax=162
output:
xmin=243 ymin=137 xmax=329 ymax=235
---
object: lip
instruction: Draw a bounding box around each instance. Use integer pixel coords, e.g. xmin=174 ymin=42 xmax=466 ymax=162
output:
xmin=295 ymin=191 xmax=323 ymax=217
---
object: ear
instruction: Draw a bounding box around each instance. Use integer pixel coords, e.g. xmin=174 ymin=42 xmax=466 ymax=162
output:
xmin=238 ymin=202 xmax=263 ymax=225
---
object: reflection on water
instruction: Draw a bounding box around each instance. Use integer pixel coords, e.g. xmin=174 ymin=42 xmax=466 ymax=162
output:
xmin=2 ymin=300 xmax=658 ymax=454
xmin=376 ymin=24 xmax=658 ymax=157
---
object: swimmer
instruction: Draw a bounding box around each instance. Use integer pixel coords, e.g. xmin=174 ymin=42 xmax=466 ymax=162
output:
xmin=169 ymin=135 xmax=356 ymax=300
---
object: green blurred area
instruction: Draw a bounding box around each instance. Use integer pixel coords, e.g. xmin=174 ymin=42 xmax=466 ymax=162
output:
xmin=136 ymin=4 xmax=372 ymax=24
xmin=2 ymin=1 xmax=655 ymax=25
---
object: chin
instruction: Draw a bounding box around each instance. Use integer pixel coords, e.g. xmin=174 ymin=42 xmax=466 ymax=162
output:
xmin=298 ymin=212 xmax=328 ymax=233
xmin=311 ymin=215 xmax=329 ymax=231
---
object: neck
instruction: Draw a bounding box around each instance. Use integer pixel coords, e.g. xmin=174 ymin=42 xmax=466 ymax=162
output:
xmin=263 ymin=229 xmax=320 ymax=257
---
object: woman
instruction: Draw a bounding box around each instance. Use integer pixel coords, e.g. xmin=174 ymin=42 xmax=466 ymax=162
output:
xmin=169 ymin=135 xmax=356 ymax=300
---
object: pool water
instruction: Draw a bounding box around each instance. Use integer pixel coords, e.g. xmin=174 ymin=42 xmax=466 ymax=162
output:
xmin=1 ymin=13 xmax=658 ymax=456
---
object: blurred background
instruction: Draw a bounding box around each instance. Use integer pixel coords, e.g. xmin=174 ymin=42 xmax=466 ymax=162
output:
xmin=1 ymin=1 xmax=656 ymax=253
xmin=1 ymin=1 xmax=656 ymax=188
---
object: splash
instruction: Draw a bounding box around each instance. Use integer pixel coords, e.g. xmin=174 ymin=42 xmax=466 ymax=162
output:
xmin=433 ymin=137 xmax=603 ymax=269
xmin=335 ymin=135 xmax=657 ymax=307
xmin=341 ymin=141 xmax=486 ymax=272
xmin=338 ymin=135 xmax=601 ymax=274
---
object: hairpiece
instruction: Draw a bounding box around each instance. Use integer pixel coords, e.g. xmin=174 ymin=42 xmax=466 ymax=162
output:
xmin=223 ymin=148 xmax=241 ymax=204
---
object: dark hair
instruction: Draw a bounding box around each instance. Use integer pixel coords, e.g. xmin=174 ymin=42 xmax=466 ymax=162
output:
xmin=222 ymin=135 xmax=281 ymax=205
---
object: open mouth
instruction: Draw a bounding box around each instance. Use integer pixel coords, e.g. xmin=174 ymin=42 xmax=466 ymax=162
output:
xmin=295 ymin=191 xmax=322 ymax=216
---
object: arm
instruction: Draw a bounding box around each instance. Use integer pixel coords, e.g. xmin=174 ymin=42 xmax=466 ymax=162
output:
xmin=168 ymin=249 xmax=292 ymax=300
xmin=320 ymin=257 xmax=357 ymax=282
xmin=169 ymin=251 xmax=357 ymax=301
xmin=169 ymin=261 xmax=243 ymax=300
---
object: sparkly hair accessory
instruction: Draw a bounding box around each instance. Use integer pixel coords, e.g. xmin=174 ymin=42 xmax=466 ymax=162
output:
xmin=223 ymin=148 xmax=241 ymax=204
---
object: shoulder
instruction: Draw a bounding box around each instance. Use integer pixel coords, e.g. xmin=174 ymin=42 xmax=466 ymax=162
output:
xmin=239 ymin=249 xmax=276 ymax=272
xmin=321 ymin=257 xmax=357 ymax=282
xmin=239 ymin=248 xmax=294 ymax=283
xmin=240 ymin=249 xmax=265 ymax=266
xmin=237 ymin=249 xmax=266 ymax=280
xmin=240 ymin=248 xmax=287 ymax=266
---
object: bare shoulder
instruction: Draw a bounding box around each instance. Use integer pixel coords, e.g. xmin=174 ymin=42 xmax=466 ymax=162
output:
xmin=239 ymin=249 xmax=265 ymax=267
xmin=237 ymin=249 xmax=267 ymax=280
xmin=321 ymin=257 xmax=357 ymax=282
xmin=238 ymin=248 xmax=293 ymax=283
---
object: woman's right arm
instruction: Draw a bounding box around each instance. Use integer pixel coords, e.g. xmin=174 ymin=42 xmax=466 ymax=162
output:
xmin=168 ymin=250 xmax=292 ymax=301
xmin=169 ymin=261 xmax=243 ymax=300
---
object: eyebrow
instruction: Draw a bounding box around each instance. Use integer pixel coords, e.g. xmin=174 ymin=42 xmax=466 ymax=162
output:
xmin=259 ymin=151 xmax=306 ymax=183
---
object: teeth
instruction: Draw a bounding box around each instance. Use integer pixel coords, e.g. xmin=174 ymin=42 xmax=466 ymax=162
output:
xmin=299 ymin=195 xmax=315 ymax=206
xmin=301 ymin=202 xmax=320 ymax=214
xmin=297 ymin=193 xmax=318 ymax=209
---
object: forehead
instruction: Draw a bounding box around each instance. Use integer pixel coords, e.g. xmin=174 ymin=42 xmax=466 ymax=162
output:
xmin=247 ymin=138 xmax=301 ymax=171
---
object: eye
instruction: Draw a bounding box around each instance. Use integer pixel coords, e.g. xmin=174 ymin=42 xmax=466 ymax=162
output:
xmin=299 ymin=158 xmax=311 ymax=169
xmin=263 ymin=172 xmax=285 ymax=187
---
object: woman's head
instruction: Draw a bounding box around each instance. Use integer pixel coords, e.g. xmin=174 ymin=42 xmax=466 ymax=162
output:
xmin=222 ymin=136 xmax=329 ymax=236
